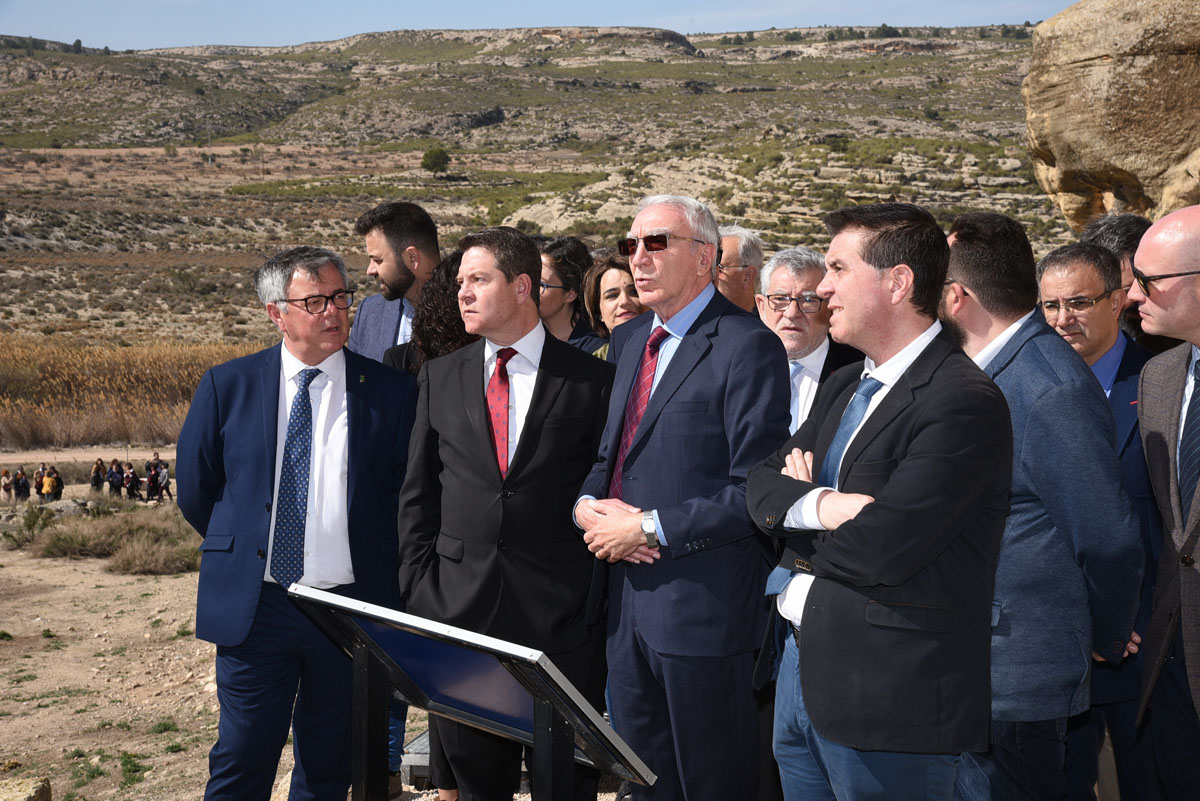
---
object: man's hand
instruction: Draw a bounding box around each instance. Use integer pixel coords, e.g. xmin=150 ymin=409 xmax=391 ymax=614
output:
xmin=1094 ymin=630 xmax=1141 ymax=662
xmin=779 ymin=447 xmax=874 ymax=529
xmin=581 ymin=498 xmax=660 ymax=564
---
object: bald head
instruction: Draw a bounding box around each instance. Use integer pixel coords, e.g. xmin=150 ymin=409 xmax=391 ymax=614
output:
xmin=1128 ymin=205 xmax=1200 ymax=345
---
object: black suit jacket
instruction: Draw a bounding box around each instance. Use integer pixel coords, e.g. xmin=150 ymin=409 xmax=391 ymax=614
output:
xmin=397 ymin=330 xmax=615 ymax=654
xmin=746 ymin=329 xmax=1012 ymax=754
xmin=818 ymin=339 xmax=863 ymax=383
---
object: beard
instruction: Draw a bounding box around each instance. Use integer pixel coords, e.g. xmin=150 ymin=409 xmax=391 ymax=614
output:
xmin=937 ymin=297 xmax=967 ymax=348
xmin=379 ymin=267 xmax=416 ymax=301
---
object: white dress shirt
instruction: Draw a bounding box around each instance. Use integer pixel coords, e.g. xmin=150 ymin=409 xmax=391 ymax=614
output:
xmin=776 ymin=321 xmax=943 ymax=626
xmin=971 ymin=310 xmax=1035 ymax=372
xmin=790 ymin=338 xmax=831 ymax=433
xmin=483 ymin=323 xmax=546 ymax=458
xmin=264 ymin=344 xmax=353 ymax=588
xmin=396 ymin=297 xmax=415 ymax=346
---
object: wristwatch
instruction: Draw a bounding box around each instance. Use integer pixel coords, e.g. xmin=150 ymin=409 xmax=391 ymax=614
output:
xmin=641 ymin=510 xmax=660 ymax=549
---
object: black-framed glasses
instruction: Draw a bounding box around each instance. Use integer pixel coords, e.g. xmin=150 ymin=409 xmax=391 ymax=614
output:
xmin=764 ymin=293 xmax=824 ymax=313
xmin=1131 ymin=265 xmax=1200 ymax=295
xmin=539 ymin=281 xmax=566 ymax=291
xmin=616 ymin=233 xmax=709 ymax=257
xmin=281 ymin=290 xmax=354 ymax=314
xmin=1039 ymin=291 xmax=1112 ymax=315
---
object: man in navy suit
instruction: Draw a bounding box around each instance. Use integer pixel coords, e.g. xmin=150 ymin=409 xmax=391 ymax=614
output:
xmin=1037 ymin=242 xmax=1166 ymax=800
xmin=940 ymin=214 xmax=1143 ymax=801
xmin=177 ymin=246 xmax=418 ymax=801
xmin=348 ymin=201 xmax=440 ymax=361
xmin=575 ymin=195 xmax=790 ymax=801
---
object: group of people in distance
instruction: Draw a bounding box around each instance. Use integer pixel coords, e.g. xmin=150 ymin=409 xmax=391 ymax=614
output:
xmin=96 ymin=454 xmax=172 ymax=502
xmin=175 ymin=193 xmax=1200 ymax=801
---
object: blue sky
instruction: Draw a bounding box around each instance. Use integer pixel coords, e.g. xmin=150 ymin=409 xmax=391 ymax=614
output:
xmin=0 ymin=1 xmax=1075 ymax=51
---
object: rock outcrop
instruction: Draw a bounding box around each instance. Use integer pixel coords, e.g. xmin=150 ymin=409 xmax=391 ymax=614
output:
xmin=1023 ymin=0 xmax=1200 ymax=229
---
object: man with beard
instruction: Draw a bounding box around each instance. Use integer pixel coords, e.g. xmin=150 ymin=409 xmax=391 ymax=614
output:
xmin=349 ymin=201 xmax=440 ymax=362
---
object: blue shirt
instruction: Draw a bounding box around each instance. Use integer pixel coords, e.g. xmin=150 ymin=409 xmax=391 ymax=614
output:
xmin=1089 ymin=333 xmax=1127 ymax=396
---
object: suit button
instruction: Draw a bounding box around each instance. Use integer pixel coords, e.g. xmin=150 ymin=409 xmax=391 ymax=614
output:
xmin=500 ymin=490 xmax=514 ymax=498
xmin=497 ymin=539 xmax=507 ymax=550
xmin=257 ymin=549 xmax=266 ymax=559
xmin=1183 ymin=554 xmax=1195 ymax=567
xmin=765 ymin=515 xmax=777 ymax=526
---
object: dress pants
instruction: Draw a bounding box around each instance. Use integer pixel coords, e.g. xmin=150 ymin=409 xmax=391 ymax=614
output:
xmin=774 ymin=634 xmax=960 ymax=801
xmin=205 ymin=582 xmax=355 ymax=801
xmin=432 ymin=623 xmax=607 ymax=801
xmin=1147 ymin=626 xmax=1200 ymax=801
xmin=1064 ymin=702 xmax=1164 ymax=801
xmin=607 ymin=619 xmax=758 ymax=801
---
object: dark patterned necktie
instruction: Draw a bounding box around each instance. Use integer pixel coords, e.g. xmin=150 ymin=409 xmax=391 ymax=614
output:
xmin=487 ymin=347 xmax=518 ymax=478
xmin=271 ymin=367 xmax=321 ymax=588
xmin=817 ymin=375 xmax=884 ymax=489
xmin=1180 ymin=361 xmax=1200 ymax=521
xmin=609 ymin=326 xmax=671 ymax=499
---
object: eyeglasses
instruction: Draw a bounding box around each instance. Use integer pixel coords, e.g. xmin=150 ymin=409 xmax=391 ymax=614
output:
xmin=1039 ymin=291 xmax=1113 ymax=315
xmin=717 ymin=263 xmax=746 ymax=274
xmin=281 ymin=290 xmax=354 ymax=314
xmin=539 ymin=281 xmax=566 ymax=291
xmin=1131 ymin=265 xmax=1200 ymax=295
xmin=764 ymin=293 xmax=824 ymax=313
xmin=616 ymin=233 xmax=709 ymax=257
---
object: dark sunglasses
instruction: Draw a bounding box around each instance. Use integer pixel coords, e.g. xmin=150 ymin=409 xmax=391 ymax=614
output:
xmin=1131 ymin=265 xmax=1200 ymax=296
xmin=616 ymin=233 xmax=709 ymax=257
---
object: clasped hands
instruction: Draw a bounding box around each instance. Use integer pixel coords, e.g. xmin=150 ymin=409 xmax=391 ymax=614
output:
xmin=780 ymin=448 xmax=874 ymax=529
xmin=576 ymin=498 xmax=661 ymax=565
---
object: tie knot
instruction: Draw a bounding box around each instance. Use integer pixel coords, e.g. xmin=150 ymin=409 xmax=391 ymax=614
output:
xmin=789 ymin=361 xmax=806 ymax=380
xmin=646 ymin=326 xmax=670 ymax=354
xmin=495 ymin=347 xmax=517 ymax=368
xmin=856 ymin=375 xmax=884 ymax=399
xmin=297 ymin=368 xmax=321 ymax=390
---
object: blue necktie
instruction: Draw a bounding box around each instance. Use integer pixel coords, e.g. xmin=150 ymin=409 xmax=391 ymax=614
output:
xmin=817 ymin=375 xmax=884 ymax=489
xmin=1180 ymin=361 xmax=1200 ymax=522
xmin=271 ymin=367 xmax=321 ymax=588
xmin=788 ymin=361 xmax=805 ymax=434
xmin=765 ymin=374 xmax=884 ymax=598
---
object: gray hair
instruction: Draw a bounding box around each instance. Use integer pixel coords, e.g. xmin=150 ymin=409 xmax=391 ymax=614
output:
xmin=254 ymin=246 xmax=348 ymax=310
xmin=636 ymin=194 xmax=720 ymax=277
xmin=718 ymin=225 xmax=765 ymax=270
xmin=759 ymin=247 xmax=826 ymax=295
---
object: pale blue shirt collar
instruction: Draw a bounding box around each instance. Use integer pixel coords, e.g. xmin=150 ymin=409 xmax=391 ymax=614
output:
xmin=652 ymin=283 xmax=716 ymax=341
xmin=1089 ymin=333 xmax=1127 ymax=396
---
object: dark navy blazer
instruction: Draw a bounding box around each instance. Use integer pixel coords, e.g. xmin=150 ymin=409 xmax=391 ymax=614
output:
xmin=176 ymin=344 xmax=417 ymax=647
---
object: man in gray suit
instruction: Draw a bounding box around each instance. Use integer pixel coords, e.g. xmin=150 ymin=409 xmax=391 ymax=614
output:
xmin=348 ymin=201 xmax=440 ymax=362
xmin=939 ymin=212 xmax=1142 ymax=801
xmin=1127 ymin=204 xmax=1200 ymax=800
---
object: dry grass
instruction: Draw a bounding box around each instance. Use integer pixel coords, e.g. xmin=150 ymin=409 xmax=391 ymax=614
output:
xmin=0 ymin=336 xmax=263 ymax=449
xmin=29 ymin=502 xmax=200 ymax=575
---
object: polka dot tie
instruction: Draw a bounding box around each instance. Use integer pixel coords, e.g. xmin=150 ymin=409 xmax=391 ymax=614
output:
xmin=487 ymin=348 xmax=517 ymax=478
xmin=608 ymin=326 xmax=670 ymax=500
xmin=270 ymin=367 xmax=321 ymax=588
xmin=1180 ymin=361 xmax=1200 ymax=522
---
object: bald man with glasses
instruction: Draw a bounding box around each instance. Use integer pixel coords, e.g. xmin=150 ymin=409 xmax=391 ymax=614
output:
xmin=1127 ymin=204 xmax=1200 ymax=801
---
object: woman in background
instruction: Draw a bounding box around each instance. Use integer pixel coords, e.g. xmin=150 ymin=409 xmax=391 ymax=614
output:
xmin=90 ymin=458 xmax=105 ymax=493
xmin=537 ymin=236 xmax=607 ymax=354
xmin=581 ymin=252 xmax=647 ymax=360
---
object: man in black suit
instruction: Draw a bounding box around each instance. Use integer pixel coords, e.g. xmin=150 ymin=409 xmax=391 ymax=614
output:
xmin=397 ymin=226 xmax=614 ymax=801
xmin=755 ymin=246 xmax=862 ymax=434
xmin=1037 ymin=242 xmax=1166 ymax=800
xmin=746 ymin=204 xmax=1012 ymax=801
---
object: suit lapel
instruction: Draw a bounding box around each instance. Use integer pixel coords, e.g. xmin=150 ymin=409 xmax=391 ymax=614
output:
xmin=984 ymin=314 xmax=1042 ymax=380
xmin=508 ymin=334 xmax=569 ymax=478
xmin=344 ymin=350 xmax=366 ymax=509
xmin=260 ymin=345 xmax=282 ymax=499
xmin=1109 ymin=342 xmax=1145 ymax=457
xmin=458 ymin=341 xmax=502 ymax=482
xmin=1141 ymin=345 xmax=1191 ymax=545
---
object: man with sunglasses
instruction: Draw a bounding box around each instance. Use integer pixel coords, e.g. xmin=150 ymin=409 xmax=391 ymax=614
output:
xmin=755 ymin=247 xmax=863 ymax=434
xmin=1128 ymin=204 xmax=1200 ymax=800
xmin=1037 ymin=242 xmax=1167 ymax=801
xmin=575 ymin=195 xmax=790 ymax=801
xmin=177 ymin=246 xmax=418 ymax=801
xmin=939 ymin=213 xmax=1141 ymax=801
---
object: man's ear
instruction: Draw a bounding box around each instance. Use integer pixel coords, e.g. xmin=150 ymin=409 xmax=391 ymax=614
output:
xmin=514 ymin=272 xmax=533 ymax=304
xmin=888 ymin=264 xmax=915 ymax=306
xmin=266 ymin=302 xmax=287 ymax=334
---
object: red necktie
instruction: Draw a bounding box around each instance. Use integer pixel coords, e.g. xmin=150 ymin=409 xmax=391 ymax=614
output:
xmin=608 ymin=326 xmax=671 ymax=499
xmin=487 ymin=347 xmax=518 ymax=478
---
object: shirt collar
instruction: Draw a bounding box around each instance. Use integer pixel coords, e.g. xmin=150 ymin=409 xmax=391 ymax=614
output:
xmin=862 ymin=321 xmax=942 ymax=388
xmin=485 ymin=321 xmax=546 ymax=370
xmin=973 ymin=310 xmax=1036 ymax=371
xmin=280 ymin=342 xmax=345 ymax=383
xmin=1089 ymin=333 xmax=1127 ymax=394
xmin=793 ymin=337 xmax=831 ymax=374
xmin=653 ymin=283 xmax=715 ymax=341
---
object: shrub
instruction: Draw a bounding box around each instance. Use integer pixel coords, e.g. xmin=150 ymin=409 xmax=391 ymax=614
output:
xmin=420 ymin=145 xmax=450 ymax=175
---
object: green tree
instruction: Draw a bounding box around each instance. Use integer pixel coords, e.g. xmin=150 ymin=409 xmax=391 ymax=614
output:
xmin=421 ymin=145 xmax=450 ymax=175
xmin=72 ymin=39 xmax=82 ymax=54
